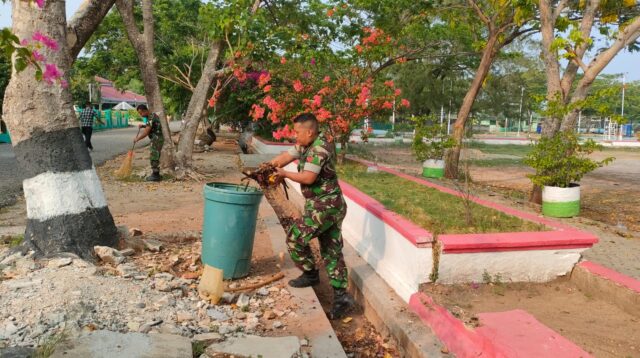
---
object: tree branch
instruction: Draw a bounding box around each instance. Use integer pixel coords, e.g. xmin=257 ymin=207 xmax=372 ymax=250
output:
xmin=467 ymin=0 xmax=491 ymax=27
xmin=67 ymin=0 xmax=117 ymax=60
xmin=582 ymin=15 xmax=640 ymax=80
xmin=115 ymin=0 xmax=143 ymax=48
xmin=553 ymin=0 xmax=570 ymax=21
xmin=560 ymin=0 xmax=599 ymax=95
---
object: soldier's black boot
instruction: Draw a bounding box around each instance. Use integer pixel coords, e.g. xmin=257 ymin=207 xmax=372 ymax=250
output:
xmin=146 ymin=169 xmax=162 ymax=182
xmin=329 ymin=288 xmax=355 ymax=320
xmin=288 ymin=269 xmax=320 ymax=288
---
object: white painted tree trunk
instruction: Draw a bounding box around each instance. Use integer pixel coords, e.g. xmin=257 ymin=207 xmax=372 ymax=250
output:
xmin=3 ymin=0 xmax=118 ymax=258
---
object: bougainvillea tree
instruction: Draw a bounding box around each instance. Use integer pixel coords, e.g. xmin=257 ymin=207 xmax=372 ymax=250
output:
xmin=237 ymin=26 xmax=410 ymax=162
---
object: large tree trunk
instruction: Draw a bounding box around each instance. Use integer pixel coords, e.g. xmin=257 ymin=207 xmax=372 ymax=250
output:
xmin=3 ymin=0 xmax=117 ymax=259
xmin=444 ymin=33 xmax=499 ymax=179
xmin=175 ymin=42 xmax=222 ymax=178
xmin=116 ymin=0 xmax=177 ymax=172
xmin=67 ymin=0 xmax=117 ymax=61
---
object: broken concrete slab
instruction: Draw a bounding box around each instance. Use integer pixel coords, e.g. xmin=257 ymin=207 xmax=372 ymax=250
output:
xmin=143 ymin=239 xmax=163 ymax=252
xmin=47 ymin=257 xmax=72 ymax=268
xmin=0 ymin=346 xmax=35 ymax=358
xmin=192 ymin=332 xmax=223 ymax=345
xmin=205 ymin=335 xmax=300 ymax=358
xmin=93 ymin=246 xmax=125 ymax=265
xmin=50 ymin=330 xmax=191 ymax=358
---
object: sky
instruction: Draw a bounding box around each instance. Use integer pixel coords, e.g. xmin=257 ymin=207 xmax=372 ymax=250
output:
xmin=0 ymin=0 xmax=638 ymax=81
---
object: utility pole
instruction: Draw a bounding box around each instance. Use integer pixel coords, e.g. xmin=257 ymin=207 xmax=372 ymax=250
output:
xmin=517 ymin=86 xmax=524 ymax=137
xmin=620 ymin=73 xmax=626 ymax=140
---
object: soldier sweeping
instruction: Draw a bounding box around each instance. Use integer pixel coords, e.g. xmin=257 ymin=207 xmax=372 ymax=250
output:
xmin=268 ymin=113 xmax=355 ymax=319
xmin=133 ymin=104 xmax=164 ymax=182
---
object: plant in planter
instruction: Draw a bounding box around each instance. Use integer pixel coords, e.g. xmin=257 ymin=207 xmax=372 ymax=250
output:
xmin=523 ymin=131 xmax=614 ymax=218
xmin=412 ymin=116 xmax=455 ymax=178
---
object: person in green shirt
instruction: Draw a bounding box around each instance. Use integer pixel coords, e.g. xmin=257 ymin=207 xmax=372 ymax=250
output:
xmin=133 ymin=104 xmax=164 ymax=182
xmin=269 ymin=113 xmax=354 ymax=320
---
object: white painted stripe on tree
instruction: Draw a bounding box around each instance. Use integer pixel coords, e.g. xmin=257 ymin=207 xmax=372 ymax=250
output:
xmin=423 ymin=159 xmax=445 ymax=169
xmin=542 ymin=185 xmax=580 ymax=203
xmin=23 ymin=168 xmax=108 ymax=221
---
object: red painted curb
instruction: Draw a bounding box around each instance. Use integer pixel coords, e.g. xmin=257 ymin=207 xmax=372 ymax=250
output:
xmin=439 ymin=230 xmax=597 ymax=254
xmin=476 ymin=310 xmax=593 ymax=357
xmin=345 ymin=158 xmax=598 ymax=252
xmin=578 ymin=261 xmax=640 ymax=294
xmin=408 ymin=292 xmax=505 ymax=357
xmin=253 ymin=136 xmax=295 ymax=146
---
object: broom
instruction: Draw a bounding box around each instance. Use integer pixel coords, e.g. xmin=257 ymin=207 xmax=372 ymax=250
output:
xmin=114 ymin=128 xmax=140 ymax=179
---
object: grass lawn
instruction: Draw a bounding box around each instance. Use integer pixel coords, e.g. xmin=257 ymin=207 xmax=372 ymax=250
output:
xmin=469 ymin=158 xmax=525 ymax=167
xmin=468 ymin=141 xmax=533 ymax=157
xmin=337 ymin=161 xmax=545 ymax=234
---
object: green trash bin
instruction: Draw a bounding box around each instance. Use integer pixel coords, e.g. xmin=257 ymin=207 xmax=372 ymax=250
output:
xmin=202 ymin=182 xmax=263 ymax=279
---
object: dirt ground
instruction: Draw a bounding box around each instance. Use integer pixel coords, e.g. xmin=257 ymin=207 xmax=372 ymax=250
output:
xmin=423 ymin=280 xmax=640 ymax=358
xmin=0 ymin=135 xmax=394 ymax=355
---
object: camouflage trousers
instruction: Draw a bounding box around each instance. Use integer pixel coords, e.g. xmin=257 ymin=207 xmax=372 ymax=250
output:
xmin=287 ymin=194 xmax=348 ymax=289
xmin=150 ymin=136 xmax=164 ymax=171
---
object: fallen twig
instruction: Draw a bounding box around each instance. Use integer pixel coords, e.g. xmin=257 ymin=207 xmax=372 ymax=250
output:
xmin=225 ymin=272 xmax=285 ymax=292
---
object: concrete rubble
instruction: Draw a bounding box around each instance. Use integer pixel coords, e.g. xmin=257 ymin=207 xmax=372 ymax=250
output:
xmin=0 ymin=245 xmax=302 ymax=355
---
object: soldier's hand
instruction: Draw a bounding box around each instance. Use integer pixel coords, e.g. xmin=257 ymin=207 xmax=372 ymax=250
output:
xmin=274 ymin=167 xmax=287 ymax=183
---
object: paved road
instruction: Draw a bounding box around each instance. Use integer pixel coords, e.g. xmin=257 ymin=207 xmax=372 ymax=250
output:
xmin=0 ymin=126 xmax=141 ymax=207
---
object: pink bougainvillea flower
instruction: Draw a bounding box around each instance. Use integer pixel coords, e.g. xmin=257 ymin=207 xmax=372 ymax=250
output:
xmin=20 ymin=39 xmax=29 ymax=46
xmin=312 ymin=95 xmax=322 ymax=108
xmin=250 ymin=104 xmax=265 ymax=121
xmin=60 ymin=79 xmax=68 ymax=88
xmin=315 ymin=107 xmax=332 ymax=121
xmin=233 ymin=67 xmax=247 ymax=82
xmin=263 ymin=85 xmax=272 ymax=93
xmin=268 ymin=112 xmax=280 ymax=123
xmin=32 ymin=50 xmax=45 ymax=62
xmin=394 ymin=88 xmax=402 ymax=96
xmin=263 ymin=96 xmax=282 ymax=113
xmin=401 ymin=98 xmax=410 ymax=108
xmin=310 ymin=58 xmax=316 ymax=65
xmin=356 ymin=86 xmax=370 ymax=108
xmin=323 ymin=76 xmax=330 ymax=83
xmin=292 ymin=80 xmax=304 ymax=92
xmin=257 ymin=72 xmax=271 ymax=88
xmin=35 ymin=0 xmax=45 ymax=8
xmin=382 ymin=101 xmax=393 ymax=109
xmin=280 ymin=57 xmax=287 ymax=64
xmin=208 ymin=97 xmax=216 ymax=108
xmin=43 ymin=63 xmax=62 ymax=83
xmin=384 ymin=80 xmax=394 ymax=88
xmin=32 ymin=31 xmax=58 ymax=51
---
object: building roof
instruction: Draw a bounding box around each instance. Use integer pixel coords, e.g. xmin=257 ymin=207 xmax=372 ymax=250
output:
xmin=96 ymin=76 xmax=147 ymax=104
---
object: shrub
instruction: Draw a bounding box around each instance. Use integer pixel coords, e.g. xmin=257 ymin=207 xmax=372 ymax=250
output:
xmin=523 ymin=131 xmax=613 ymax=188
xmin=412 ymin=115 xmax=455 ymax=161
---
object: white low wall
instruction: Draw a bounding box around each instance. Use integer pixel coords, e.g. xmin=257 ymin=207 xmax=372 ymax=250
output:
xmin=341 ymin=195 xmax=432 ymax=302
xmin=251 ymin=137 xmax=294 ymax=154
xmin=437 ymin=248 xmax=586 ymax=284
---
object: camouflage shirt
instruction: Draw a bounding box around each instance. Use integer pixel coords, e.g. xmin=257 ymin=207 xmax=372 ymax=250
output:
xmin=143 ymin=113 xmax=163 ymax=140
xmin=287 ymin=134 xmax=343 ymax=200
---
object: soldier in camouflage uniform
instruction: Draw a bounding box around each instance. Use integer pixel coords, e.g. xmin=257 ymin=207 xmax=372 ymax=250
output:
xmin=134 ymin=104 xmax=164 ymax=182
xmin=269 ymin=113 xmax=354 ymax=319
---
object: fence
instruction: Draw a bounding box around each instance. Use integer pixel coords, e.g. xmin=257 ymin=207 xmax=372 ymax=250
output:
xmin=82 ymin=109 xmax=130 ymax=131
xmin=0 ymin=110 xmax=131 ymax=144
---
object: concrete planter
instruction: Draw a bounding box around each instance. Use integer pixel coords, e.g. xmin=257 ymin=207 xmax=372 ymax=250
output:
xmin=542 ymin=185 xmax=580 ymax=218
xmin=422 ymin=159 xmax=444 ymax=178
